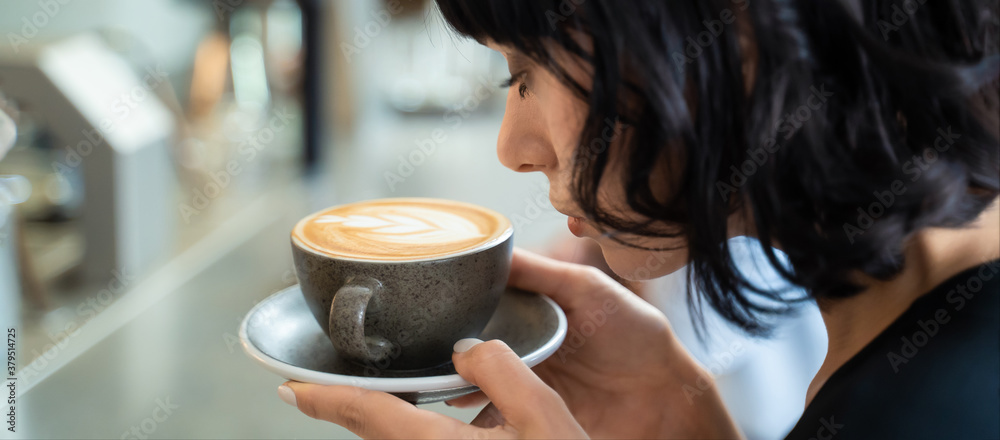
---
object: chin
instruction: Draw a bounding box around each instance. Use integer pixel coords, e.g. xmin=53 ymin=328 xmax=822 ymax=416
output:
xmin=598 ymin=242 xmax=688 ymax=281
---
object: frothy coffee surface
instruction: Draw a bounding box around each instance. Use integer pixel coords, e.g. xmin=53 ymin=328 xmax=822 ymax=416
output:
xmin=293 ymin=198 xmax=512 ymax=261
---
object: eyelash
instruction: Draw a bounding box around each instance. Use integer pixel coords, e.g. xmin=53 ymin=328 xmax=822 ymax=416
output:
xmin=499 ymin=72 xmax=530 ymax=99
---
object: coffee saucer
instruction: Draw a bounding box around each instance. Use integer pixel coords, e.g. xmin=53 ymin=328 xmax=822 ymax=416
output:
xmin=240 ymin=285 xmax=567 ymax=404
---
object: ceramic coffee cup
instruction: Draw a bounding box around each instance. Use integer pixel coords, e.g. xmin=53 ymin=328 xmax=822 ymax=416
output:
xmin=291 ymin=198 xmax=513 ymax=371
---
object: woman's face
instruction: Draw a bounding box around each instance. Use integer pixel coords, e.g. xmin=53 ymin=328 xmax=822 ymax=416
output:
xmin=488 ymin=42 xmax=690 ymax=280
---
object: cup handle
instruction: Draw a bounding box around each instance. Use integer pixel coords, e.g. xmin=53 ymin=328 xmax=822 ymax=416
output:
xmin=329 ymin=277 xmax=396 ymax=365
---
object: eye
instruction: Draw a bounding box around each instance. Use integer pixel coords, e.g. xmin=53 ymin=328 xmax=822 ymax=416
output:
xmin=499 ymin=71 xmax=530 ymax=99
xmin=517 ymin=82 xmax=529 ymax=99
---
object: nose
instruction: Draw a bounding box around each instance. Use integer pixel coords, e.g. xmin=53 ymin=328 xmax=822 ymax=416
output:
xmin=496 ymin=88 xmax=557 ymax=174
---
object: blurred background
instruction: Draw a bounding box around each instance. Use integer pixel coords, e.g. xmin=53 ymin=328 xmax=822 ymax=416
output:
xmin=0 ymin=1 xmax=826 ymax=438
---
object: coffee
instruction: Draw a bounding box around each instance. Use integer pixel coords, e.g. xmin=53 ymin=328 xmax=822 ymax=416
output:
xmin=293 ymin=198 xmax=511 ymax=261
xmin=291 ymin=197 xmax=514 ymax=370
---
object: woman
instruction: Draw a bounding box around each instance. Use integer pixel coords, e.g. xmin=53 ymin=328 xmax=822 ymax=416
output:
xmin=278 ymin=0 xmax=1000 ymax=437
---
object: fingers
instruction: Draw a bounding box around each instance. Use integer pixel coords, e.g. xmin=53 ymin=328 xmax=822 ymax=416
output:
xmin=446 ymin=390 xmax=488 ymax=408
xmin=281 ymin=382 xmax=472 ymax=439
xmin=452 ymin=339 xmax=573 ymax=433
xmin=471 ymin=403 xmax=507 ymax=429
xmin=509 ymin=247 xmax=616 ymax=310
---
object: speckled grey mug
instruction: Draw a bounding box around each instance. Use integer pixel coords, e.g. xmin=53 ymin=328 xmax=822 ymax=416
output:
xmin=291 ymin=208 xmax=513 ymax=371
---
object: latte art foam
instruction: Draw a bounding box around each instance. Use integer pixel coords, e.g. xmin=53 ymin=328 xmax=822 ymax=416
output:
xmin=293 ymin=199 xmax=512 ymax=261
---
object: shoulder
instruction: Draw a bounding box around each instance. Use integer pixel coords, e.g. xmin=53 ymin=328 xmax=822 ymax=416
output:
xmin=787 ymin=262 xmax=1000 ymax=439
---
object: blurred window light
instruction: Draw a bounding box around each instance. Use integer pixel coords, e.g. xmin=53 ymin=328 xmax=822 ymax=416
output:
xmin=230 ymin=35 xmax=271 ymax=111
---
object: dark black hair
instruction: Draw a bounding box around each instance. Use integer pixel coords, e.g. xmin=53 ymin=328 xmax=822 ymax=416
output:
xmin=436 ymin=0 xmax=1000 ymax=335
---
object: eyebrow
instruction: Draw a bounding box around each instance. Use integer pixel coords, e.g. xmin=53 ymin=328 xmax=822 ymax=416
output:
xmin=506 ymin=51 xmax=532 ymax=70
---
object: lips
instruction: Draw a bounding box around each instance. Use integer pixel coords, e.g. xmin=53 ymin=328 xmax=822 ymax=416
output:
xmin=551 ymin=203 xmax=588 ymax=237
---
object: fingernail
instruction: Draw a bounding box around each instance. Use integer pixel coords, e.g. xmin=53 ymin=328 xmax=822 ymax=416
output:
xmin=453 ymin=338 xmax=483 ymax=353
xmin=277 ymin=384 xmax=297 ymax=407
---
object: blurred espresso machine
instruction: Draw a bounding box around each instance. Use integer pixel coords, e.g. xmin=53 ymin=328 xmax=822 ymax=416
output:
xmin=0 ymin=34 xmax=177 ymax=287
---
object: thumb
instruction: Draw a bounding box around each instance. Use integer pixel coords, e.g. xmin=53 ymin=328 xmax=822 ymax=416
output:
xmin=452 ymin=338 xmax=571 ymax=432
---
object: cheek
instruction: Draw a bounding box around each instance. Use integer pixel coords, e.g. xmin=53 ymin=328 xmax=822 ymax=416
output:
xmin=543 ymin=82 xmax=588 ymax=167
xmin=597 ymin=240 xmax=689 ymax=281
